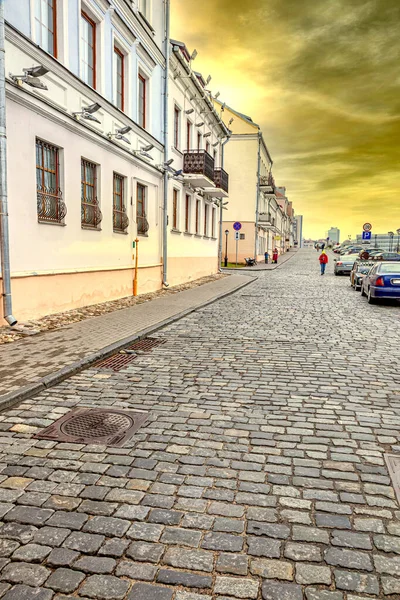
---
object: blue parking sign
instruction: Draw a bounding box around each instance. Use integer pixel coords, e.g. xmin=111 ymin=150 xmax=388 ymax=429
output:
xmin=362 ymin=231 xmax=372 ymax=240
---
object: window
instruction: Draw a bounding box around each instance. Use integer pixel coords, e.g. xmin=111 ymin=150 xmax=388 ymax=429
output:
xmin=113 ymin=173 xmax=129 ymax=233
xmin=138 ymin=74 xmax=147 ymax=128
xmin=195 ymin=199 xmax=200 ymax=234
xmin=81 ymin=159 xmax=101 ymax=228
xmin=197 ymin=132 xmax=202 ymax=151
xmin=139 ymin=0 xmax=148 ymax=18
xmin=81 ymin=11 xmax=96 ymax=88
xmin=36 ymin=139 xmax=65 ymax=224
xmin=204 ymin=203 xmax=208 ymax=236
xmin=34 ymin=0 xmax=57 ymax=57
xmin=137 ymin=183 xmax=148 ymax=235
xmin=211 ymin=207 xmax=215 ymax=237
xmin=213 ymin=149 xmax=217 ymax=163
xmin=186 ymin=121 xmax=192 ymax=150
xmin=206 ymin=141 xmax=210 ymax=155
xmin=174 ymin=106 xmax=181 ymax=149
xmin=114 ymin=47 xmax=124 ymax=111
xmin=172 ymin=189 xmax=179 ymax=230
xmin=185 ymin=195 xmax=190 ymax=232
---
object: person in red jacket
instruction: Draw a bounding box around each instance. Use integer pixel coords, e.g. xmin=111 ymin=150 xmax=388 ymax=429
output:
xmin=272 ymin=248 xmax=279 ymax=264
xmin=319 ymin=250 xmax=328 ymax=275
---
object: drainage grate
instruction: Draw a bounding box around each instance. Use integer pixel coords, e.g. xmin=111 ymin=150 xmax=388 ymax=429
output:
xmin=128 ymin=337 xmax=166 ymax=352
xmin=34 ymin=408 xmax=148 ymax=447
xmin=95 ymin=353 xmax=137 ymax=371
xmin=385 ymin=454 xmax=400 ymax=505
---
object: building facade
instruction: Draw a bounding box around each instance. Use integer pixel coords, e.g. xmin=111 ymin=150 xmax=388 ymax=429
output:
xmin=356 ymin=232 xmax=400 ymax=252
xmin=328 ymin=227 xmax=340 ymax=244
xmin=293 ymin=215 xmax=304 ymax=247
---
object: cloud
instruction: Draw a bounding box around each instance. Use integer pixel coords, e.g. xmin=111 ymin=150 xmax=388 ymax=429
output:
xmin=171 ymin=0 xmax=400 ymax=238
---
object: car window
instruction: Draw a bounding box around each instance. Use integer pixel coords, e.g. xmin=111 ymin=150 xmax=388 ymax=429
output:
xmin=379 ymin=264 xmax=400 ymax=273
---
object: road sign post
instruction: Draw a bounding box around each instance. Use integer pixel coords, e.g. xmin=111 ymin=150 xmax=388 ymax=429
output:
xmin=363 ymin=223 xmax=372 ymax=232
xmin=233 ymin=222 xmax=242 ymax=232
xmin=235 ymin=231 xmax=239 ymax=267
xmin=362 ymin=231 xmax=372 ymax=241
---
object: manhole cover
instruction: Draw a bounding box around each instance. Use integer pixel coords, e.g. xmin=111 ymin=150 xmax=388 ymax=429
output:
xmin=95 ymin=338 xmax=166 ymax=371
xmin=129 ymin=338 xmax=166 ymax=352
xmin=384 ymin=454 xmax=400 ymax=505
xmin=34 ymin=408 xmax=148 ymax=447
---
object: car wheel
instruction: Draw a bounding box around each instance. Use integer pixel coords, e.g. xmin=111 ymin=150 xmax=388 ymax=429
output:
xmin=367 ymin=288 xmax=377 ymax=304
xmin=334 ymin=271 xmax=339 ymax=276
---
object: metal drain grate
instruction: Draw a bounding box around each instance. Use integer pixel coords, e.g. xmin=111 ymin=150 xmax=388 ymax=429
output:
xmin=95 ymin=353 xmax=137 ymax=371
xmin=385 ymin=454 xmax=400 ymax=505
xmin=34 ymin=408 xmax=148 ymax=446
xmin=128 ymin=337 xmax=166 ymax=352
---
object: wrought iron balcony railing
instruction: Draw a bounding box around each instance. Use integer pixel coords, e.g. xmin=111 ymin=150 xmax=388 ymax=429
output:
xmin=37 ymin=186 xmax=67 ymax=224
xmin=113 ymin=208 xmax=129 ymax=233
xmin=214 ymin=168 xmax=229 ymax=193
xmin=137 ymin=214 xmax=149 ymax=235
xmin=81 ymin=199 xmax=103 ymax=229
xmin=183 ymin=150 xmax=215 ymax=182
xmin=260 ymin=174 xmax=275 ymax=191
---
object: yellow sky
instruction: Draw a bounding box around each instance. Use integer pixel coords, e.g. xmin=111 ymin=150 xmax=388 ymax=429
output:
xmin=171 ymin=0 xmax=400 ymax=240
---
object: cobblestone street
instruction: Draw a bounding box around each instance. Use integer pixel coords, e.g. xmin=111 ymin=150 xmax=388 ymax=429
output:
xmin=0 ymin=248 xmax=399 ymax=599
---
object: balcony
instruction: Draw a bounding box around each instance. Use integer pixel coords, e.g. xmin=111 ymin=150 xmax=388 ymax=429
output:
xmin=183 ymin=150 xmax=216 ymax=188
xmin=204 ymin=168 xmax=229 ymax=198
xmin=37 ymin=187 xmax=67 ymax=224
xmin=260 ymin=174 xmax=275 ymax=194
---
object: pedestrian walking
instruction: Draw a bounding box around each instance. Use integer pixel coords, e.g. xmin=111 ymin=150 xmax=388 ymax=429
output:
xmin=319 ymin=250 xmax=328 ymax=275
xmin=272 ymin=248 xmax=278 ymax=264
xmin=264 ymin=251 xmax=269 ymax=264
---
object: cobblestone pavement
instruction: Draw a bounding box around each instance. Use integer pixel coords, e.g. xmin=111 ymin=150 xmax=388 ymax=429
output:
xmin=0 ymin=274 xmax=251 ymax=401
xmin=0 ymin=249 xmax=399 ymax=599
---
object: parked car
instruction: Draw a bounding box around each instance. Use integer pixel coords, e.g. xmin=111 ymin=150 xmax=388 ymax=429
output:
xmin=361 ymin=262 xmax=400 ymax=304
xmin=372 ymin=252 xmax=400 ymax=261
xmin=358 ymin=248 xmax=382 ymax=259
xmin=350 ymin=262 xmax=374 ymax=290
xmin=334 ymin=254 xmax=357 ymax=275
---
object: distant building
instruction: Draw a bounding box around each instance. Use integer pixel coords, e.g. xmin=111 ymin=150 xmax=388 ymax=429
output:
xmin=293 ymin=216 xmax=303 ymax=247
xmin=328 ymin=227 xmax=340 ymax=244
xmin=356 ymin=232 xmax=400 ymax=252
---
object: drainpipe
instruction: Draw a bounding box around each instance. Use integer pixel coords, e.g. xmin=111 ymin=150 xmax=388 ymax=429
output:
xmin=0 ymin=1 xmax=16 ymax=326
xmin=218 ymin=135 xmax=230 ymax=271
xmin=254 ymin=130 xmax=261 ymax=261
xmin=162 ymin=0 xmax=170 ymax=287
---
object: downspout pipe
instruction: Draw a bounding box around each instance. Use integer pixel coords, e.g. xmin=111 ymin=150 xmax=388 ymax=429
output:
xmin=0 ymin=1 xmax=16 ymax=326
xmin=254 ymin=130 xmax=261 ymax=261
xmin=218 ymin=134 xmax=230 ymax=271
xmin=162 ymin=0 xmax=170 ymax=287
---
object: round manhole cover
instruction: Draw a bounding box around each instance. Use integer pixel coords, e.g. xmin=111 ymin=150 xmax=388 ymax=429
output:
xmin=61 ymin=411 xmax=134 ymax=440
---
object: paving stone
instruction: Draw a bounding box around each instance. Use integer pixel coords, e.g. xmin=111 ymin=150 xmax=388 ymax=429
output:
xmin=83 ymin=516 xmax=129 ymax=537
xmin=246 ymin=508 xmax=277 ymax=522
xmin=163 ymin=548 xmax=214 ymax=572
xmin=4 ymin=507 xmax=53 ymax=526
xmin=148 ymin=509 xmax=182 ymax=525
xmin=45 ymin=567 xmax=85 ymax=593
xmin=208 ymin=502 xmax=244 ymax=517
xmin=262 ymin=581 xmax=303 ymax=600
xmin=247 ymin=522 xmax=290 ymax=539
xmin=98 ymin=538 xmax=130 ymax=557
xmin=374 ymin=534 xmax=400 ymax=554
xmin=127 ymin=522 xmax=164 ymax=542
xmin=284 ymin=542 xmax=322 ymax=562
xmin=295 ymin=563 xmax=331 ymax=584
xmin=126 ymin=541 xmax=164 ymax=563
xmin=0 ymin=540 xmax=19 ymax=558
xmin=354 ymin=517 xmax=384 ymax=533
xmin=46 ymin=511 xmax=88 ymax=530
xmin=44 ymin=496 xmax=81 ymax=511
xmin=157 ymin=569 xmax=212 ymax=588
xmin=250 ymin=558 xmax=293 ymax=580
xmin=331 ymin=530 xmax=372 ymax=550
xmin=80 ymin=574 xmax=130 ymax=599
xmin=127 ymin=583 xmax=173 ymax=600
xmin=46 ymin=547 xmax=79 ymax=567
xmin=382 ymin=576 xmax=400 ymax=596
xmin=214 ymin=576 xmax=259 ymax=598
xmin=12 ymin=543 xmax=52 ymax=562
xmin=181 ymin=513 xmax=214 ymax=530
xmin=201 ymin=532 xmax=243 ymax=552
xmin=0 ymin=523 xmax=38 ymax=544
xmin=213 ymin=517 xmax=244 ymax=533
xmin=115 ymin=560 xmax=157 ymax=581
xmin=325 ymin=547 xmax=373 ymax=571
xmin=160 ymin=527 xmax=201 ymax=547
xmin=64 ymin=531 xmax=104 ymax=554
xmin=2 ymin=585 xmax=53 ymax=600
xmin=374 ymin=554 xmax=400 ymax=575
xmin=334 ymin=569 xmax=379 ymax=594
xmin=305 ymin=590 xmax=343 ymax=600
xmin=78 ymin=500 xmax=117 ymax=516
xmin=74 ymin=556 xmax=116 ymax=574
xmin=33 ymin=527 xmax=70 ymax=547
xmin=247 ymin=537 xmax=281 ymax=558
xmin=1 ymin=562 xmax=50 ymax=586
xmin=315 ymin=514 xmax=351 ymax=529
xmin=216 ymin=553 xmax=248 ymax=575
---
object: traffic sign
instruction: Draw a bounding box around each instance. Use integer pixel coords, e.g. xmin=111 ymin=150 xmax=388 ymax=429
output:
xmin=362 ymin=231 xmax=372 ymax=240
xmin=363 ymin=223 xmax=372 ymax=232
xmin=234 ymin=231 xmax=240 ymax=241
xmin=233 ymin=222 xmax=242 ymax=231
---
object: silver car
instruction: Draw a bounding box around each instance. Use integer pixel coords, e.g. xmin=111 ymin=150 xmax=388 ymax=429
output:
xmin=334 ymin=254 xmax=357 ymax=275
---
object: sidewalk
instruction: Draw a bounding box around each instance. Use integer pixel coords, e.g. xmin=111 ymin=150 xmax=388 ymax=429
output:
xmin=0 ymin=274 xmax=255 ymax=409
xmin=222 ymin=248 xmax=298 ymax=272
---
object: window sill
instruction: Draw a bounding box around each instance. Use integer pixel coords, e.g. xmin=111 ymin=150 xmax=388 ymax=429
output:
xmin=138 ymin=232 xmax=149 ymax=237
xmin=81 ymin=225 xmax=102 ymax=231
xmin=38 ymin=220 xmax=66 ymax=227
xmin=211 ymin=236 xmax=218 ymax=240
xmin=113 ymin=229 xmax=129 ymax=235
xmin=203 ymin=235 xmax=211 ymax=239
xmin=184 ymin=231 xmax=193 ymax=237
xmin=194 ymin=233 xmax=203 ymax=238
xmin=171 ymin=228 xmax=182 ymax=235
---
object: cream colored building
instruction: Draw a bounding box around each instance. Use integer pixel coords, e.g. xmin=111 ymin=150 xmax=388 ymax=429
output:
xmin=216 ymin=102 xmax=290 ymax=263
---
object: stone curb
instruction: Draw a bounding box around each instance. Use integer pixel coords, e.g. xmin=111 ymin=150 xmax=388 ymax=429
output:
xmin=0 ymin=275 xmax=256 ymax=413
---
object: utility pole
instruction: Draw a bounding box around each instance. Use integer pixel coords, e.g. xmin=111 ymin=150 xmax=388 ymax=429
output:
xmin=0 ymin=0 xmax=17 ymax=325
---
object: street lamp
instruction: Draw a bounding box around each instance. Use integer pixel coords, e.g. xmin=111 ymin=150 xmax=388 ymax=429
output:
xmin=397 ymin=228 xmax=400 ymax=252
xmin=224 ymin=229 xmax=229 ymax=267
xmin=388 ymin=231 xmax=394 ymax=252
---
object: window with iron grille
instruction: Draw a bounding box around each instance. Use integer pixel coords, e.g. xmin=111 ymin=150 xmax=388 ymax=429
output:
xmin=36 ymin=139 xmax=66 ymax=224
xmin=185 ymin=194 xmax=190 ymax=232
xmin=114 ymin=47 xmax=124 ymax=111
xmin=196 ymin=199 xmax=200 ymax=234
xmin=172 ymin=189 xmax=178 ymax=230
xmin=34 ymin=0 xmax=57 ymax=57
xmin=138 ymin=74 xmax=147 ymax=128
xmin=81 ymin=11 xmax=96 ymax=88
xmin=81 ymin=159 xmax=102 ymax=228
xmin=137 ymin=183 xmax=148 ymax=235
xmin=113 ymin=173 xmax=129 ymax=233
xmin=204 ymin=203 xmax=208 ymax=236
